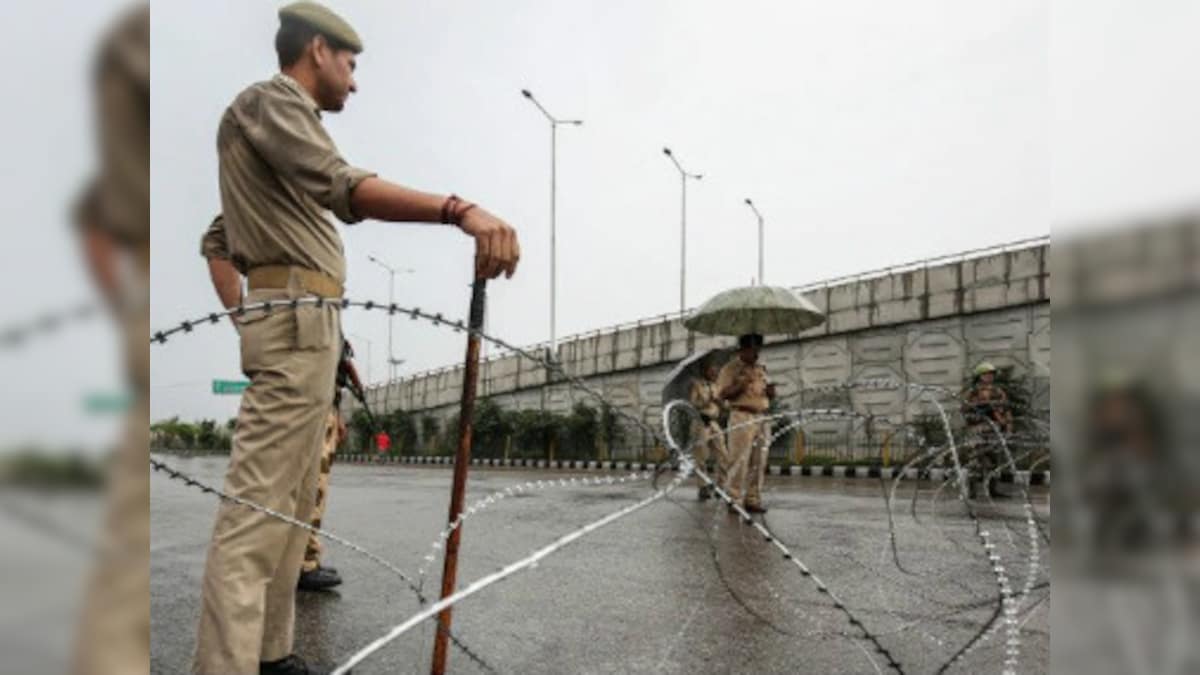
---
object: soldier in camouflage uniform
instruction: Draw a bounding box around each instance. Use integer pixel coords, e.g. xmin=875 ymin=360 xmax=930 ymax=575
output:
xmin=962 ymin=361 xmax=1013 ymax=498
xmin=298 ymin=340 xmax=360 ymax=591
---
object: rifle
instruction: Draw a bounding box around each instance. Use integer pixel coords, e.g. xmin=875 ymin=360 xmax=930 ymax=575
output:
xmin=337 ymin=339 xmax=389 ymax=451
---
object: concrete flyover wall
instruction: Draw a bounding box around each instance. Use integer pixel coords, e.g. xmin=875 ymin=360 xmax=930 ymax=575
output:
xmin=351 ymin=239 xmax=1050 ymax=456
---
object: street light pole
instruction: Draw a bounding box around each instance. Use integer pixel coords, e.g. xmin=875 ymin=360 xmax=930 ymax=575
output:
xmin=744 ymin=198 xmax=765 ymax=285
xmin=367 ymin=255 xmax=413 ymax=384
xmin=663 ymin=147 xmax=702 ymax=312
xmin=521 ymin=89 xmax=582 ymax=351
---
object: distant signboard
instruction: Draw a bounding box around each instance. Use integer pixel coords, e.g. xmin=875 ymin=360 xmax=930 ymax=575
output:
xmin=83 ymin=391 xmax=131 ymax=415
xmin=212 ymin=379 xmax=250 ymax=395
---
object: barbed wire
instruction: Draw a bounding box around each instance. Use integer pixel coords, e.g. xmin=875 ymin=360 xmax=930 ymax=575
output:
xmin=152 ymin=297 xmax=670 ymax=454
xmin=413 ymin=470 xmax=654 ymax=587
xmin=331 ymin=466 xmax=691 ymax=674
xmin=143 ymin=298 xmax=1048 ymax=673
xmin=0 ymin=301 xmax=99 ymax=352
xmin=149 ymin=456 xmax=498 ymax=673
xmin=662 ymin=400 xmax=906 ymax=674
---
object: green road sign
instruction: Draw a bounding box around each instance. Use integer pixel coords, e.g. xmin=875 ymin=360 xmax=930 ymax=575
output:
xmin=212 ymin=379 xmax=250 ymax=395
xmin=83 ymin=391 xmax=131 ymax=415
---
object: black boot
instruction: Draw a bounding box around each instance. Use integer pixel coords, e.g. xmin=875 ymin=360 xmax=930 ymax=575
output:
xmin=260 ymin=654 xmax=343 ymax=675
xmin=297 ymin=566 xmax=343 ymax=592
xmin=987 ymin=479 xmax=1011 ymax=499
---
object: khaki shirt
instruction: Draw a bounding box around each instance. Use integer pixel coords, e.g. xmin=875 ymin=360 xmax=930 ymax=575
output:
xmin=689 ymin=378 xmax=721 ymax=419
xmin=200 ymin=74 xmax=375 ymax=283
xmin=717 ymin=357 xmax=769 ymax=413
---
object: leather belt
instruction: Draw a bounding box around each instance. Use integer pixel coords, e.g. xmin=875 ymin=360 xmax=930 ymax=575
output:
xmin=247 ymin=265 xmax=343 ymax=298
xmin=732 ymin=405 xmax=766 ymax=414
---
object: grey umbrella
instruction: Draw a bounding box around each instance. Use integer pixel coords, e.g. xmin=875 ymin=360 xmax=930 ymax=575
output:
xmin=683 ymin=285 xmax=825 ymax=336
xmin=661 ymin=347 xmax=733 ymax=406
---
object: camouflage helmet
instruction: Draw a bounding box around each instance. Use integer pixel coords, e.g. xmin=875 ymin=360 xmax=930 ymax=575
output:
xmin=974 ymin=361 xmax=998 ymax=377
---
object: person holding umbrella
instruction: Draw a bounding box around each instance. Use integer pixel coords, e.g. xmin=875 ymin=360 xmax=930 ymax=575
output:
xmin=716 ymin=334 xmax=776 ymax=512
xmin=683 ymin=285 xmax=826 ymax=514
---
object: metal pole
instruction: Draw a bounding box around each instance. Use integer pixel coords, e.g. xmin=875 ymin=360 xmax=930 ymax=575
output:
xmin=430 ymin=277 xmax=487 ymax=675
xmin=757 ymin=213 xmax=763 ymax=284
xmin=550 ymin=123 xmax=557 ymax=351
xmin=387 ymin=269 xmax=395 ymax=383
xmin=680 ymin=174 xmax=687 ymax=313
xmin=663 ymin=148 xmax=700 ymax=312
xmin=744 ymin=198 xmax=764 ymax=285
xmin=521 ymin=90 xmax=580 ymax=352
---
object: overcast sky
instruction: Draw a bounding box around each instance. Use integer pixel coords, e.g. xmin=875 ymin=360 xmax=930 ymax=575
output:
xmin=10 ymin=1 xmax=1197 ymax=441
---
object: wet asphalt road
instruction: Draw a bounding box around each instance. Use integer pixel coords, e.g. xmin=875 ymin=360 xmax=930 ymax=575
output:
xmin=151 ymin=455 xmax=1049 ymax=674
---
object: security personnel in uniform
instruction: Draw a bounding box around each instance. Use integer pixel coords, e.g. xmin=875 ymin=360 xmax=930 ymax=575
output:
xmin=716 ymin=334 xmax=776 ymax=514
xmin=961 ymin=361 xmax=1013 ymax=498
xmin=688 ymin=360 xmax=728 ymax=500
xmin=297 ymin=339 xmax=361 ymax=592
xmin=195 ymin=3 xmax=519 ymax=673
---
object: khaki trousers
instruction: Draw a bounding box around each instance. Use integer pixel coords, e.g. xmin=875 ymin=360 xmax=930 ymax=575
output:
xmin=193 ymin=290 xmax=340 ymax=674
xmin=725 ymin=410 xmax=770 ymax=507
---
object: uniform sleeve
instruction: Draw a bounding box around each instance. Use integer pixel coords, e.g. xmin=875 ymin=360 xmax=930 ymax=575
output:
xmin=200 ymin=214 xmax=229 ymax=260
xmin=232 ymin=86 xmax=376 ymax=224
xmin=715 ymin=362 xmax=736 ymax=398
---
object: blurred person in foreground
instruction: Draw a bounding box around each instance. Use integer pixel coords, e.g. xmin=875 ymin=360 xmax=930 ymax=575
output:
xmin=193 ymin=3 xmax=519 ymax=673
xmin=71 ymin=4 xmax=149 ymax=675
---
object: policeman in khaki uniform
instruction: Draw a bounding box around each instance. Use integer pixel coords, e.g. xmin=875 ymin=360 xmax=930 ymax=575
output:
xmin=203 ymin=216 xmax=349 ymax=594
xmin=717 ymin=334 xmax=776 ymax=514
xmin=688 ymin=360 xmax=728 ymax=500
xmin=196 ymin=3 xmax=519 ymax=673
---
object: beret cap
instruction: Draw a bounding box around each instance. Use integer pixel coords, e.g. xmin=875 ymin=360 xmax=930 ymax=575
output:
xmin=279 ymin=2 xmax=362 ymax=53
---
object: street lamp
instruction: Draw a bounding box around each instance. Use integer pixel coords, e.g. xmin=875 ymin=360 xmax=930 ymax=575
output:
xmin=366 ymin=254 xmax=414 ymax=384
xmin=347 ymin=332 xmax=373 ymax=384
xmin=744 ymin=198 xmax=765 ymax=285
xmin=662 ymin=147 xmax=702 ymax=312
xmin=521 ymin=88 xmax=582 ymax=351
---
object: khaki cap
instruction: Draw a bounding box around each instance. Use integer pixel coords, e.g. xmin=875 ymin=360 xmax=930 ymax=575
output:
xmin=279 ymin=2 xmax=363 ymax=53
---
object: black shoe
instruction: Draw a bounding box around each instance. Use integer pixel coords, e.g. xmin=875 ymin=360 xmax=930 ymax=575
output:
xmin=260 ymin=654 xmax=342 ymax=675
xmin=745 ymin=503 xmax=769 ymax=514
xmin=297 ymin=566 xmax=343 ymax=592
xmin=697 ymin=485 xmax=711 ymax=501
